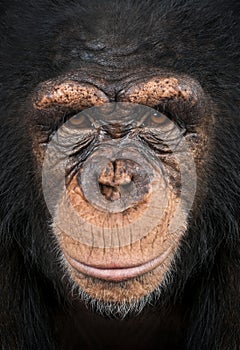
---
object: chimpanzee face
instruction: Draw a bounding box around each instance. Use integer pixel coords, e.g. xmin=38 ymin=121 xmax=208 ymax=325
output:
xmin=27 ymin=69 xmax=213 ymax=309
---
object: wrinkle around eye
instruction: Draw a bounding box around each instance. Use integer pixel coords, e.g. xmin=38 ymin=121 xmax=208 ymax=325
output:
xmin=139 ymin=133 xmax=173 ymax=155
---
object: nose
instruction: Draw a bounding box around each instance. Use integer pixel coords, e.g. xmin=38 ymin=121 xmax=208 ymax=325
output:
xmin=98 ymin=159 xmax=136 ymax=202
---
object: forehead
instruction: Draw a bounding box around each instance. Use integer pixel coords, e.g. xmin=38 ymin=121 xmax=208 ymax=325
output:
xmin=52 ymin=1 xmax=173 ymax=70
xmin=1 ymin=0 xmax=234 ymax=99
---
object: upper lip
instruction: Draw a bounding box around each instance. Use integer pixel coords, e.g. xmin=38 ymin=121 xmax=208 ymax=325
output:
xmin=66 ymin=248 xmax=171 ymax=282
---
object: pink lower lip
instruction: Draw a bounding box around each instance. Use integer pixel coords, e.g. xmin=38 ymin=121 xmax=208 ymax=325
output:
xmin=66 ymin=249 xmax=171 ymax=282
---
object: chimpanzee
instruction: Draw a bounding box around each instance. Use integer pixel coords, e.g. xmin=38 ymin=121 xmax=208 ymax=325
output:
xmin=0 ymin=0 xmax=240 ymax=349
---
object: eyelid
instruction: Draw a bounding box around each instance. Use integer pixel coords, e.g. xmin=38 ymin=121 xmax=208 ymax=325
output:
xmin=151 ymin=105 xmax=186 ymax=130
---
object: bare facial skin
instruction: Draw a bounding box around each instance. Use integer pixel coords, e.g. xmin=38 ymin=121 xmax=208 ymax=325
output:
xmin=34 ymin=81 xmax=109 ymax=110
xmin=34 ymin=73 xmax=211 ymax=307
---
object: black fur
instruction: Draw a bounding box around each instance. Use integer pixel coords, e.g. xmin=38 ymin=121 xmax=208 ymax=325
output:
xmin=0 ymin=0 xmax=240 ymax=349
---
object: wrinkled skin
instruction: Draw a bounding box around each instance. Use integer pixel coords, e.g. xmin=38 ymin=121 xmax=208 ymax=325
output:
xmin=0 ymin=1 xmax=240 ymax=350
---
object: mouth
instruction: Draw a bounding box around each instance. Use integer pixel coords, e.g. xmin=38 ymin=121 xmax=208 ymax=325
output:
xmin=66 ymin=249 xmax=171 ymax=282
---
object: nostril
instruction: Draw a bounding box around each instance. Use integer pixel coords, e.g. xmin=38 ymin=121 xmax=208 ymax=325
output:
xmin=98 ymin=159 xmax=134 ymax=187
xmin=114 ymin=159 xmax=133 ymax=186
xmin=98 ymin=161 xmax=115 ymax=186
xmin=98 ymin=159 xmax=135 ymax=201
xmin=99 ymin=184 xmax=121 ymax=201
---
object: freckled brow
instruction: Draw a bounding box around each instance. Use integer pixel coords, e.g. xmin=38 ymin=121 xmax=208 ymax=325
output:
xmin=118 ymin=77 xmax=200 ymax=107
xmin=33 ymin=80 xmax=109 ymax=110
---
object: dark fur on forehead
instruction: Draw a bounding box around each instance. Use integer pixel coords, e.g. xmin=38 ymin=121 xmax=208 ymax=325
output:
xmin=1 ymin=0 xmax=240 ymax=87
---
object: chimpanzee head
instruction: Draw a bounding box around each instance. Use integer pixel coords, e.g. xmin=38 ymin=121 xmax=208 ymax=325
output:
xmin=2 ymin=0 xmax=229 ymax=319
xmin=30 ymin=71 xmax=212 ymax=313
